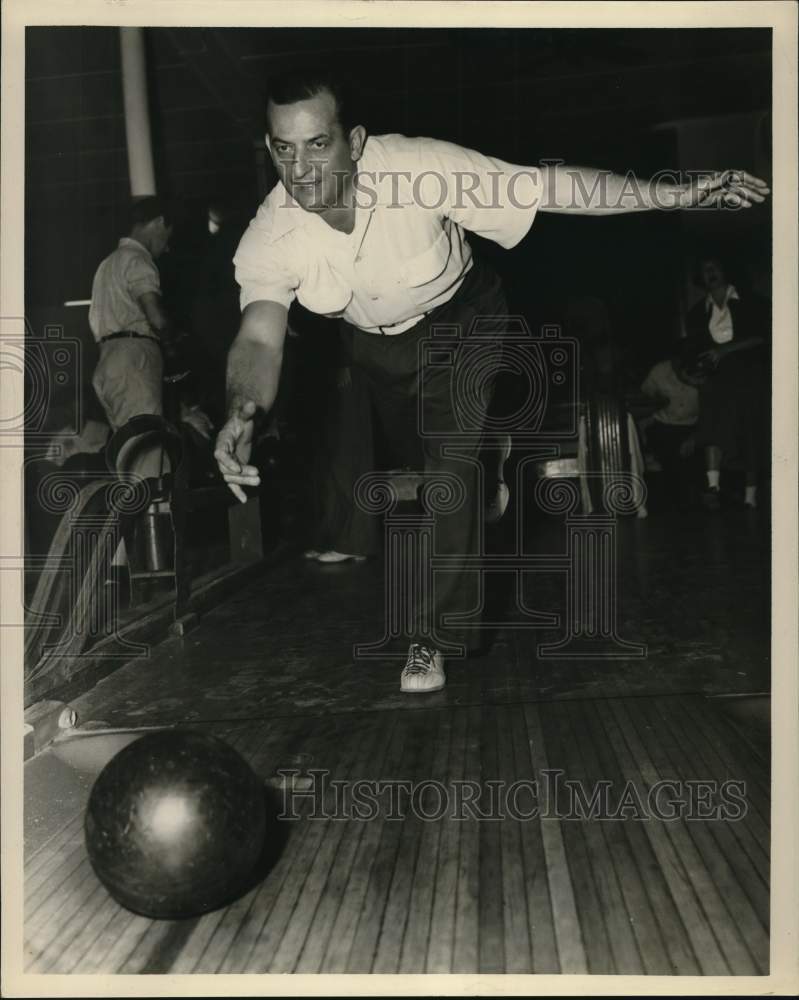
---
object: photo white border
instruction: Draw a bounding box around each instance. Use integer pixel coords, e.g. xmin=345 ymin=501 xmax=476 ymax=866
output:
xmin=2 ymin=2 xmax=796 ymax=996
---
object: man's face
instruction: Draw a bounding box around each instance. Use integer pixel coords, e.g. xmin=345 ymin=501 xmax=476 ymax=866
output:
xmin=266 ymin=90 xmax=360 ymax=213
xmin=148 ymin=217 xmax=172 ymax=258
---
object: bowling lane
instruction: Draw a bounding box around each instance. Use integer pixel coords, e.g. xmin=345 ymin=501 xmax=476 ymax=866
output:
xmin=24 ymin=495 xmax=770 ymax=974
xmin=64 ymin=506 xmax=769 ymax=731
xmin=24 ymin=695 xmax=769 ymax=975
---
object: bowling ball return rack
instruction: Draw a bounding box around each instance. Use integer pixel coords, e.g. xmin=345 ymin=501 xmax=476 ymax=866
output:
xmin=24 ymin=413 xmax=269 ymax=710
xmin=534 ymin=391 xmax=647 ymax=517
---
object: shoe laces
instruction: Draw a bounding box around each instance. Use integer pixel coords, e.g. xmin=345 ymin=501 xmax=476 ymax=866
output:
xmin=404 ymin=643 xmax=436 ymax=675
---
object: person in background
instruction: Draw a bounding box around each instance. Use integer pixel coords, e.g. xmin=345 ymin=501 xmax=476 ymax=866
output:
xmin=44 ymin=416 xmax=110 ymax=469
xmin=638 ymin=343 xmax=706 ymax=509
xmin=685 ymin=254 xmax=770 ymax=510
xmin=89 ymin=197 xmax=175 ymax=479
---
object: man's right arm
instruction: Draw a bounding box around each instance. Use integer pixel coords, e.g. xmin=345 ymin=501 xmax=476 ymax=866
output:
xmin=214 ymin=300 xmax=288 ymax=503
xmin=225 ymin=300 xmax=288 ymax=419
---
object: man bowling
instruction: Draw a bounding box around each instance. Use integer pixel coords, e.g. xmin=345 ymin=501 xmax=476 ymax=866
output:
xmin=214 ymin=69 xmax=768 ymax=694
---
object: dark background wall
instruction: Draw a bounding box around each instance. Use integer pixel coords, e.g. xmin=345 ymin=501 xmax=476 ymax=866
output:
xmin=25 ymin=26 xmax=772 ymax=394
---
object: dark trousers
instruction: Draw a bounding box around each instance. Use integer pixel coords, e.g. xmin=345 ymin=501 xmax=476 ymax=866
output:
xmin=310 ymin=363 xmax=378 ymax=556
xmin=646 ymin=420 xmax=698 ymax=506
xmin=696 ymin=357 xmax=767 ymax=482
xmin=331 ymin=259 xmax=508 ymax=652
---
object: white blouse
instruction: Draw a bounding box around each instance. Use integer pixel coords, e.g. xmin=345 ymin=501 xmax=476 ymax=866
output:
xmin=706 ymin=284 xmax=740 ymax=344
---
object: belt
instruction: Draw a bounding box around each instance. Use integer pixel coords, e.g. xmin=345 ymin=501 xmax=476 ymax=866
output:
xmin=375 ymin=312 xmax=430 ymax=336
xmin=100 ymin=331 xmax=161 ymax=346
xmin=371 ymin=266 xmax=472 ymax=335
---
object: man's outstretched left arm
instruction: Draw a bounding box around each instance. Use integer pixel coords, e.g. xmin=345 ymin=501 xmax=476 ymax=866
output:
xmin=538 ymin=164 xmax=770 ymax=215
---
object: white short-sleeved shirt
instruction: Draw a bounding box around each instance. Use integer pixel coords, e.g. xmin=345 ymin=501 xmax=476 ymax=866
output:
xmin=88 ymin=237 xmax=161 ymax=342
xmin=234 ymin=134 xmax=543 ymax=334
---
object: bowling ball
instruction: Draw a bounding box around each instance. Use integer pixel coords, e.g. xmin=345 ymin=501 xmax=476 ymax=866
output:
xmin=84 ymin=729 xmax=266 ymax=919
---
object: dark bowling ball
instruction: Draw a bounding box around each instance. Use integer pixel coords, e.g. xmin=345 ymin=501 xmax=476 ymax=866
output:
xmin=84 ymin=729 xmax=267 ymax=920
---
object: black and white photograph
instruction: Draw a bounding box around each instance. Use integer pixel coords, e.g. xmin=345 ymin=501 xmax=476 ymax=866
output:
xmin=2 ymin=0 xmax=797 ymax=993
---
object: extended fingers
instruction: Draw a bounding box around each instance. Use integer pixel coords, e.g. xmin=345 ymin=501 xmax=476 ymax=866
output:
xmin=718 ymin=170 xmax=770 ymax=207
xmin=722 ymin=188 xmax=764 ymax=208
xmin=222 ymin=466 xmax=260 ymax=481
xmin=227 ymin=482 xmax=248 ymax=504
xmin=221 ymin=469 xmax=261 ymax=505
xmin=702 ymin=186 xmax=766 ymax=209
xmin=214 ymin=441 xmax=241 ymax=475
xmin=726 ymin=170 xmax=769 ymax=191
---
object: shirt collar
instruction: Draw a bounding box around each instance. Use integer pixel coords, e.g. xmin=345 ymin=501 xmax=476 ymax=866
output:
xmin=118 ymin=236 xmax=153 ymax=257
xmin=267 ymin=185 xmax=309 ymax=242
xmin=705 ymin=284 xmax=740 ymax=311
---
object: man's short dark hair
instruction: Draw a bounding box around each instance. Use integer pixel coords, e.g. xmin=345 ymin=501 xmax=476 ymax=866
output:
xmin=130 ymin=196 xmax=170 ymax=231
xmin=265 ymin=68 xmax=358 ymax=135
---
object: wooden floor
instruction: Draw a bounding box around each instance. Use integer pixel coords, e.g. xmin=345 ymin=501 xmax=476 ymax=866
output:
xmin=25 ymin=693 xmax=769 ymax=975
xmin=24 ymin=508 xmax=771 ymax=974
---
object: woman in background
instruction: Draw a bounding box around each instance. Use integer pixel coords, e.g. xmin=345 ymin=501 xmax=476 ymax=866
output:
xmin=685 ymin=254 xmax=770 ymax=510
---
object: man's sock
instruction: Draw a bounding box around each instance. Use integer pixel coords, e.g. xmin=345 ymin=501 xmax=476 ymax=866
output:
xmin=706 ymin=470 xmax=720 ymax=490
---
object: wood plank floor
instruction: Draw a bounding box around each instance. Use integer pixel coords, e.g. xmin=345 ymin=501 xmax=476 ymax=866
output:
xmin=24 ymin=694 xmax=769 ymax=975
xmin=24 ymin=505 xmax=770 ymax=975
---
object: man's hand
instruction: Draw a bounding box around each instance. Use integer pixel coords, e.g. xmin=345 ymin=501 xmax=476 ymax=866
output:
xmin=680 ymin=170 xmax=770 ymax=210
xmin=214 ymin=401 xmax=260 ymax=503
